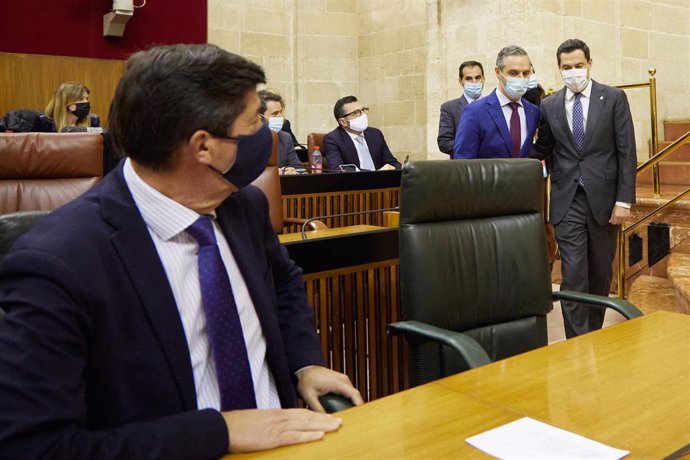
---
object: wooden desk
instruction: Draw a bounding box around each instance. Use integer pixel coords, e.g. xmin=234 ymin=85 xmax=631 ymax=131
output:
xmin=439 ymin=311 xmax=690 ymax=459
xmin=231 ymin=383 xmax=519 ymax=459
xmin=231 ymin=312 xmax=690 ymax=459
xmin=278 ymin=225 xmax=385 ymax=243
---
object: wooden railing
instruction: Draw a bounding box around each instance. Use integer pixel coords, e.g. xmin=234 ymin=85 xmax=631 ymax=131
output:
xmin=285 ymin=227 xmax=406 ymax=401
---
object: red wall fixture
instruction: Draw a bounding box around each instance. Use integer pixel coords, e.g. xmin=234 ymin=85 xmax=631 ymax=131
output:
xmin=0 ymin=0 xmax=207 ymax=60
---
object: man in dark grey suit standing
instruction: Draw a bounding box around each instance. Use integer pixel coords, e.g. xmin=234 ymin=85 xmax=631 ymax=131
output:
xmin=437 ymin=61 xmax=484 ymax=156
xmin=531 ymin=39 xmax=637 ymax=338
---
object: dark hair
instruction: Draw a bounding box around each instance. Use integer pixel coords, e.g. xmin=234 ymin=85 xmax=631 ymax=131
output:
xmin=496 ymin=45 xmax=529 ymax=69
xmin=458 ymin=61 xmax=484 ymax=79
xmin=257 ymin=89 xmax=284 ymax=115
xmin=109 ymin=44 xmax=266 ymax=170
xmin=556 ymin=39 xmax=590 ymax=65
xmin=523 ymin=84 xmax=546 ymax=106
xmin=333 ymin=95 xmax=358 ymax=121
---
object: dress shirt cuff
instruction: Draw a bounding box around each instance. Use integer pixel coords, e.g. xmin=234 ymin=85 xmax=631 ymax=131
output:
xmin=615 ymin=201 xmax=631 ymax=209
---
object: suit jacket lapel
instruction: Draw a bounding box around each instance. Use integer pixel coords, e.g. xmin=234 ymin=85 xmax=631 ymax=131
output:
xmin=101 ymin=166 xmax=198 ymax=411
xmin=339 ymin=127 xmax=360 ymax=168
xmin=583 ymin=81 xmax=604 ymax=153
xmin=486 ymin=92 xmax=513 ymax=154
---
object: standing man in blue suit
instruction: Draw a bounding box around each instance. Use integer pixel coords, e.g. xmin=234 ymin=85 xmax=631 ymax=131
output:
xmin=453 ymin=45 xmax=540 ymax=159
xmin=323 ymin=96 xmax=401 ymax=171
xmin=437 ymin=60 xmax=485 ymax=156
xmin=0 ymin=44 xmax=361 ymax=459
xmin=531 ymin=39 xmax=636 ymax=338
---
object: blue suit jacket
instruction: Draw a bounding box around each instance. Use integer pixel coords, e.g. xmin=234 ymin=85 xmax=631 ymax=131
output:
xmin=453 ymin=89 xmax=540 ymax=159
xmin=323 ymin=126 xmax=401 ymax=170
xmin=0 ymin=163 xmax=324 ymax=459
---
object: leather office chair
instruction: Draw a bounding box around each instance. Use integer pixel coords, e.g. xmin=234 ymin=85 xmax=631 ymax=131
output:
xmin=0 ymin=132 xmax=104 ymax=213
xmin=389 ymin=159 xmax=642 ymax=387
xmin=306 ymin=132 xmax=328 ymax=169
xmin=0 ymin=211 xmax=49 ymax=261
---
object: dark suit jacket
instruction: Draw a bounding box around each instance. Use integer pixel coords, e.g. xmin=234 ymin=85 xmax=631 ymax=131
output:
xmin=277 ymin=130 xmax=303 ymax=168
xmin=0 ymin=163 xmax=324 ymax=460
xmin=323 ymin=126 xmax=401 ymax=170
xmin=530 ymin=80 xmax=637 ymax=225
xmin=453 ymin=89 xmax=540 ymax=160
xmin=437 ymin=95 xmax=469 ymax=155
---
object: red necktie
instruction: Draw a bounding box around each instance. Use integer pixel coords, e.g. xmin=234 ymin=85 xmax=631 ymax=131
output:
xmin=509 ymin=102 xmax=521 ymax=157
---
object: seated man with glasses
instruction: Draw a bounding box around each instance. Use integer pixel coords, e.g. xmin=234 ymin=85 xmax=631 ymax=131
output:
xmin=323 ymin=96 xmax=401 ymax=172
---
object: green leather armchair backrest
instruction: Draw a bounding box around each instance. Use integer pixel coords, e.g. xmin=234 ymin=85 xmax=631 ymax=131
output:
xmin=399 ymin=159 xmax=553 ymax=379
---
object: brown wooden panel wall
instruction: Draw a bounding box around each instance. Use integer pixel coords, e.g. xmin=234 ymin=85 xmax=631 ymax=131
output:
xmin=282 ymin=187 xmax=400 ymax=233
xmin=304 ymin=259 xmax=407 ymax=402
xmin=0 ymin=53 xmax=125 ymax=126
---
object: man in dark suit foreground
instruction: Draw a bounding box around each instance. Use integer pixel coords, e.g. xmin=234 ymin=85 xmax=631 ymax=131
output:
xmin=531 ymin=39 xmax=636 ymax=338
xmin=323 ymin=96 xmax=401 ymax=171
xmin=437 ymin=60 xmax=484 ymax=156
xmin=0 ymin=44 xmax=361 ymax=459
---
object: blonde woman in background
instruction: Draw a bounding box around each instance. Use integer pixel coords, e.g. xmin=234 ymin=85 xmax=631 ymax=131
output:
xmin=36 ymin=81 xmax=101 ymax=132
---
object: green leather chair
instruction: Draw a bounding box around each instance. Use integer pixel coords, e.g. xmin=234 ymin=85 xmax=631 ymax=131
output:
xmin=389 ymin=159 xmax=642 ymax=387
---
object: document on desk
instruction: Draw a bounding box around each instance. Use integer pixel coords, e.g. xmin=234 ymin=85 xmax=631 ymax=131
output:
xmin=466 ymin=417 xmax=629 ymax=459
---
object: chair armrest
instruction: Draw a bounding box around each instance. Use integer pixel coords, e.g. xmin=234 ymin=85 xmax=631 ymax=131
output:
xmin=318 ymin=393 xmax=355 ymax=413
xmin=552 ymin=290 xmax=643 ymax=320
xmin=388 ymin=320 xmax=491 ymax=369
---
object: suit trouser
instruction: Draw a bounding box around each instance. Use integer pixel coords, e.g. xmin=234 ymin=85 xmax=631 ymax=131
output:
xmin=554 ymin=188 xmax=618 ymax=338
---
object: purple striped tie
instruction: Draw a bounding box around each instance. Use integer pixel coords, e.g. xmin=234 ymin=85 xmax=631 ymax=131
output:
xmin=509 ymin=102 xmax=521 ymax=157
xmin=187 ymin=215 xmax=256 ymax=410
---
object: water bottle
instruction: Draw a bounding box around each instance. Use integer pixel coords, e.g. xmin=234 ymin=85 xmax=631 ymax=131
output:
xmin=311 ymin=146 xmax=323 ymax=174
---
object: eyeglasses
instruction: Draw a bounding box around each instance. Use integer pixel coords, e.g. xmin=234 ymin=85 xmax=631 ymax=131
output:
xmin=341 ymin=107 xmax=370 ymax=119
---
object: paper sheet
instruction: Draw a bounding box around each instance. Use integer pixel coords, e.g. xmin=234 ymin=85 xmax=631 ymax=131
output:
xmin=466 ymin=417 xmax=629 ymax=460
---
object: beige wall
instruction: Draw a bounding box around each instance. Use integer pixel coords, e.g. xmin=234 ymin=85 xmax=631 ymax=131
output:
xmin=208 ymin=0 xmax=690 ymax=160
xmin=431 ymin=0 xmax=690 ymax=160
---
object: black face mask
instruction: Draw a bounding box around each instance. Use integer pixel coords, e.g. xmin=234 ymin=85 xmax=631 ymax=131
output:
xmin=210 ymin=124 xmax=273 ymax=189
xmin=70 ymin=102 xmax=90 ymax=120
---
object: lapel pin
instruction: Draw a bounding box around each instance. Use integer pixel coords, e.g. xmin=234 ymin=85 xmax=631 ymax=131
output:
xmin=600 ymin=96 xmax=604 ymax=100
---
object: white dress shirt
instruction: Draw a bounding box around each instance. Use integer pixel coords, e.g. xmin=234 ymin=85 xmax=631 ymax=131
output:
xmin=123 ymin=158 xmax=280 ymax=410
xmin=496 ymin=89 xmax=528 ymax=148
xmin=564 ymin=78 xmax=592 ymax=134
xmin=346 ymin=130 xmax=376 ymax=171
xmin=463 ymin=93 xmax=478 ymax=104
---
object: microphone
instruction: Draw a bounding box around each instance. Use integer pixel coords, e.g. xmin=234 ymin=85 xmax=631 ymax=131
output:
xmin=300 ymin=206 xmax=400 ymax=241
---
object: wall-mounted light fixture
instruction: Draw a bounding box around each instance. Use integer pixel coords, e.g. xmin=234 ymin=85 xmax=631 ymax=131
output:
xmin=103 ymin=0 xmax=134 ymax=37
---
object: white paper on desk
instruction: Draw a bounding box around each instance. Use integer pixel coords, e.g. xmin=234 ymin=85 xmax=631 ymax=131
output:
xmin=466 ymin=417 xmax=629 ymax=460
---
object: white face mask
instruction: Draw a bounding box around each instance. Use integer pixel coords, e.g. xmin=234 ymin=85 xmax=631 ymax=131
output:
xmin=267 ymin=116 xmax=284 ymax=132
xmin=500 ymin=72 xmax=530 ymax=100
xmin=527 ymin=73 xmax=538 ymax=90
xmin=348 ymin=113 xmax=368 ymax=132
xmin=561 ymin=68 xmax=589 ymax=93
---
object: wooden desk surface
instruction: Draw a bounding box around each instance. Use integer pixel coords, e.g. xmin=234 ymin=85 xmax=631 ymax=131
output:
xmin=231 ymin=383 xmax=517 ymax=459
xmin=438 ymin=311 xmax=690 ymax=458
xmin=278 ymin=225 xmax=385 ymax=243
xmin=230 ymin=312 xmax=690 ymax=459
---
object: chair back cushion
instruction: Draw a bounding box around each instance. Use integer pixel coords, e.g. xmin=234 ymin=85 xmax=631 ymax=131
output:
xmin=0 ymin=132 xmax=103 ymax=213
xmin=306 ymin=133 xmax=328 ymax=169
xmin=399 ymin=159 xmax=552 ymax=362
xmin=0 ymin=211 xmax=49 ymax=261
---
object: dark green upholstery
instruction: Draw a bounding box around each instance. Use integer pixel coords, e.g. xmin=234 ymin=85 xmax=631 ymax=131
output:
xmin=0 ymin=211 xmax=49 ymax=262
xmin=390 ymin=159 xmax=640 ymax=387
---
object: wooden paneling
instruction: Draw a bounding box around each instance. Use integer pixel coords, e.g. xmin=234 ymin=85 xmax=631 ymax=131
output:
xmin=282 ymin=187 xmax=400 ymax=233
xmin=0 ymin=53 xmax=125 ymax=126
xmin=303 ymin=259 xmax=407 ymax=402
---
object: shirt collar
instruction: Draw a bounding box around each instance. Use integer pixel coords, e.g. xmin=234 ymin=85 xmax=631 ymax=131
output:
xmin=495 ymin=88 xmax=522 ymax=107
xmin=565 ymin=78 xmax=593 ymax=101
xmin=345 ymin=129 xmax=365 ymax=142
xmin=123 ymin=158 xmax=208 ymax=241
xmin=463 ymin=93 xmax=477 ymax=104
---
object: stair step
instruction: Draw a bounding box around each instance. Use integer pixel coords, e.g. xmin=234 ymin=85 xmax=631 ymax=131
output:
xmin=627 ymin=275 xmax=690 ymax=314
xmin=637 ymin=161 xmax=690 ymax=186
xmin=666 ymin=253 xmax=690 ymax=314
xmin=664 ymin=120 xmax=690 ymax=141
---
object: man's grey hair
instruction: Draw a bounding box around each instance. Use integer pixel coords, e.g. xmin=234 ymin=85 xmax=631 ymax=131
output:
xmin=496 ymin=45 xmax=529 ymax=69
